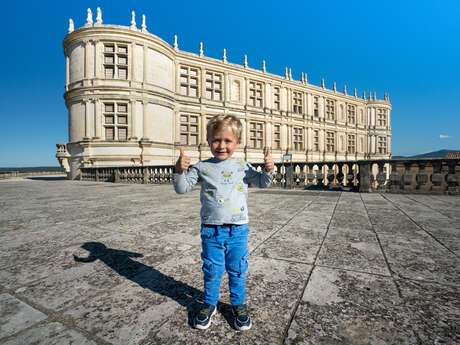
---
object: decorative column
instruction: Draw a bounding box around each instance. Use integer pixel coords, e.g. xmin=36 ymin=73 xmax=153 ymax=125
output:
xmin=403 ymin=162 xmax=414 ymax=191
xmin=129 ymin=100 xmax=137 ymax=140
xmin=84 ymin=40 xmax=91 ymax=80
xmin=358 ymin=162 xmax=372 ymax=192
xmin=131 ymin=42 xmax=136 ymax=82
xmin=416 ymin=161 xmax=429 ymax=192
xmin=84 ymin=99 xmax=91 ymax=139
xmin=446 ymin=161 xmax=459 ymax=195
xmin=142 ymin=101 xmax=149 ymax=140
xmin=65 ymin=54 xmax=70 ymax=91
xmin=94 ymin=40 xmax=101 ymax=79
xmin=95 ymin=99 xmax=102 ymax=139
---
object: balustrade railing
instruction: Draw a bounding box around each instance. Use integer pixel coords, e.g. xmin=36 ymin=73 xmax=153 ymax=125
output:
xmin=80 ymin=157 xmax=459 ymax=194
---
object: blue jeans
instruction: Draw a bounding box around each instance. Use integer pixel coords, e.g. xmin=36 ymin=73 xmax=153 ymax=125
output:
xmin=200 ymin=223 xmax=249 ymax=306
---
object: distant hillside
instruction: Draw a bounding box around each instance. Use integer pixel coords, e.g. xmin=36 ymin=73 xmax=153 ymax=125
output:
xmin=393 ymin=149 xmax=460 ymax=159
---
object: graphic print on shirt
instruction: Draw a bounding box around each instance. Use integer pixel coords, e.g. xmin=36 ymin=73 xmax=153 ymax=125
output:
xmin=220 ymin=170 xmax=233 ymax=184
xmin=216 ymin=196 xmax=231 ymax=208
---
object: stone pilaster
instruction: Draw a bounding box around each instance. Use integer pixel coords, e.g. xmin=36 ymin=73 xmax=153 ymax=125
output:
xmin=142 ymin=101 xmax=149 ymax=140
xmin=129 ymin=100 xmax=137 ymax=140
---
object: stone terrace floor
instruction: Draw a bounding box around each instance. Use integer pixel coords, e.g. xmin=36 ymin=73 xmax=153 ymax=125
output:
xmin=0 ymin=177 xmax=459 ymax=345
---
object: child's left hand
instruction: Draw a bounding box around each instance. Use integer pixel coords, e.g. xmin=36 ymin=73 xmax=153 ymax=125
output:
xmin=264 ymin=148 xmax=274 ymax=173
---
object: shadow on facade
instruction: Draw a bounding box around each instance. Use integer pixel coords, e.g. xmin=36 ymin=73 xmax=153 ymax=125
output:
xmin=73 ymin=242 xmax=235 ymax=328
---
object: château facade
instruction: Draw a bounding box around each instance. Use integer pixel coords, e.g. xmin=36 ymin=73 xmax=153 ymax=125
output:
xmin=57 ymin=8 xmax=392 ymax=179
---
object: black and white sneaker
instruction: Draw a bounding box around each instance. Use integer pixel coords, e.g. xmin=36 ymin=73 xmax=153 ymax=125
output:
xmin=194 ymin=303 xmax=217 ymax=329
xmin=232 ymin=304 xmax=252 ymax=330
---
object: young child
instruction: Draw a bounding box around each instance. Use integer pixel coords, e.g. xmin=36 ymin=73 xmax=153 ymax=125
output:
xmin=173 ymin=114 xmax=274 ymax=330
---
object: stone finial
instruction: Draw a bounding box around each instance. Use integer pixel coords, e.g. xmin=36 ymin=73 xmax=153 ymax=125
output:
xmin=141 ymin=14 xmax=147 ymax=32
xmin=373 ymin=91 xmax=376 ymax=100
xmin=289 ymin=68 xmax=292 ymax=80
xmin=363 ymin=91 xmax=366 ymax=99
xmin=354 ymin=88 xmax=357 ymax=97
xmin=130 ymin=11 xmax=136 ymax=30
xmin=304 ymin=73 xmax=308 ymax=84
xmin=321 ymin=78 xmax=325 ymax=88
xmin=85 ymin=8 xmax=93 ymax=26
xmin=174 ymin=35 xmax=178 ymax=50
xmin=343 ymin=85 xmax=347 ymax=95
xmin=199 ymin=42 xmax=204 ymax=57
xmin=96 ymin=7 xmax=102 ymax=25
xmin=244 ymin=55 xmax=248 ymax=68
xmin=68 ymin=18 xmax=74 ymax=33
xmin=369 ymin=91 xmax=372 ymax=100
xmin=222 ymin=48 xmax=227 ymax=63
xmin=301 ymin=72 xmax=304 ymax=83
xmin=333 ymin=82 xmax=336 ymax=91
xmin=262 ymin=60 xmax=266 ymax=73
xmin=284 ymin=67 xmax=288 ymax=79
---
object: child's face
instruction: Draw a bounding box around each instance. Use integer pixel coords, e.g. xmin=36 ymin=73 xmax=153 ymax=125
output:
xmin=208 ymin=126 xmax=240 ymax=161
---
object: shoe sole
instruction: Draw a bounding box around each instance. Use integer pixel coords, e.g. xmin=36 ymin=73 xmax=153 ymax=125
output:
xmin=195 ymin=307 xmax=217 ymax=330
xmin=234 ymin=319 xmax=252 ymax=331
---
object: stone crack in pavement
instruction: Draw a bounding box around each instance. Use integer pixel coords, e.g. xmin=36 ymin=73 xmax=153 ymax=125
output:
xmin=0 ymin=178 xmax=459 ymax=345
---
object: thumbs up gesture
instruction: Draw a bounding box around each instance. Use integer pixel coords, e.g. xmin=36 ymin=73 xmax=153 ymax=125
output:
xmin=264 ymin=148 xmax=274 ymax=173
xmin=175 ymin=148 xmax=191 ymax=173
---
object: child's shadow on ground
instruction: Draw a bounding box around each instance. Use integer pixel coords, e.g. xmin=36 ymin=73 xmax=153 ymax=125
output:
xmin=73 ymin=242 xmax=234 ymax=328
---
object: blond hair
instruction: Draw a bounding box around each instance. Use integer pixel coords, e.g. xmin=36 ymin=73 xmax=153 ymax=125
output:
xmin=206 ymin=114 xmax=242 ymax=143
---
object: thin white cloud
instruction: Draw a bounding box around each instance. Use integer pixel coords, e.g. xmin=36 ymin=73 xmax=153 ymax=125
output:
xmin=440 ymin=134 xmax=452 ymax=139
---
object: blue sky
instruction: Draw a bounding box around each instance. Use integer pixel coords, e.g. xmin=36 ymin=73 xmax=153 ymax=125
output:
xmin=1 ymin=0 xmax=459 ymax=167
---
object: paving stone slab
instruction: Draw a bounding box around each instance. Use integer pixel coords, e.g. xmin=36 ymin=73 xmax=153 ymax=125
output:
xmin=0 ymin=293 xmax=47 ymax=339
xmin=145 ymin=256 xmax=312 ymax=345
xmin=286 ymin=266 xmax=418 ymax=345
xmin=0 ymin=240 xmax=111 ymax=289
xmin=252 ymin=226 xmax=325 ymax=264
xmin=365 ymin=207 xmax=423 ymax=236
xmin=397 ymin=278 xmax=460 ymax=344
xmin=329 ymin=210 xmax=373 ymax=231
xmin=63 ymin=251 xmax=204 ymax=345
xmin=379 ymin=233 xmax=460 ymax=284
xmin=317 ymin=227 xmax=390 ymax=275
xmin=0 ymin=322 xmax=97 ymax=345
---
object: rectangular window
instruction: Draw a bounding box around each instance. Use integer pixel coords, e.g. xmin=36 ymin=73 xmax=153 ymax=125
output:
xmin=326 ymin=131 xmax=335 ymax=152
xmin=293 ymin=127 xmax=303 ymax=151
xmin=325 ymin=99 xmax=335 ymax=120
xmin=249 ymin=81 xmax=263 ymax=108
xmin=313 ymin=130 xmax=319 ymax=151
xmin=293 ymin=91 xmax=303 ymax=114
xmin=347 ymin=104 xmax=356 ymax=124
xmin=273 ymin=124 xmax=281 ymax=149
xmin=313 ymin=96 xmax=319 ymax=117
xmin=180 ymin=114 xmax=199 ymax=145
xmin=377 ymin=109 xmax=387 ymax=127
xmin=378 ymin=136 xmax=387 ymax=154
xmin=347 ymin=134 xmax=356 ymax=154
xmin=103 ymin=102 xmax=128 ymax=141
xmin=179 ymin=66 xmax=199 ymax=97
xmin=249 ymin=122 xmax=263 ymax=148
xmin=103 ymin=43 xmax=128 ymax=80
xmin=205 ymin=71 xmax=223 ymax=101
xmin=274 ymin=87 xmax=280 ymax=110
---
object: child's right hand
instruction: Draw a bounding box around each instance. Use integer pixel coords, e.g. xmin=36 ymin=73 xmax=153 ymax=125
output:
xmin=175 ymin=148 xmax=190 ymax=173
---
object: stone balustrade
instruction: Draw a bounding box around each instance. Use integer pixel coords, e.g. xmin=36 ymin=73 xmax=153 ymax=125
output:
xmin=80 ymin=157 xmax=460 ymax=195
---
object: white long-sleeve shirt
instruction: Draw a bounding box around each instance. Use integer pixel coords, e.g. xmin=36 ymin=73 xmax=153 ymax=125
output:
xmin=173 ymin=157 xmax=273 ymax=225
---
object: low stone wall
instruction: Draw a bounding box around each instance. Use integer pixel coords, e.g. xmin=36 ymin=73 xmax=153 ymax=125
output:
xmin=0 ymin=170 xmax=66 ymax=180
xmin=80 ymin=158 xmax=460 ymax=195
